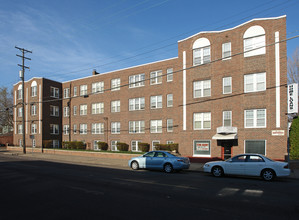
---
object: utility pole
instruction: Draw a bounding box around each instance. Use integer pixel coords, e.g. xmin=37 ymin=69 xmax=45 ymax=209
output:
xmin=16 ymin=46 xmax=32 ymax=154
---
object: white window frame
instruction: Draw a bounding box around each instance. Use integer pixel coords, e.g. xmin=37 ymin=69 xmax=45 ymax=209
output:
xmin=18 ymin=86 xmax=22 ymax=99
xmin=111 ymin=100 xmax=120 ymax=113
xmin=223 ymin=111 xmax=232 ymax=127
xmin=129 ymin=74 xmax=145 ymax=88
xmin=150 ymin=95 xmax=162 ymax=109
xmin=80 ymin=124 xmax=87 ymax=134
xmin=50 ymin=105 xmax=59 ymax=117
xmin=131 ymin=140 xmax=142 ymax=152
xmin=193 ymin=80 xmax=211 ymax=98
xmin=63 ymin=106 xmax=69 ymax=117
xmin=244 ymin=109 xmax=266 ymax=128
xmin=150 ymin=120 xmax=162 ymax=133
xmin=31 ymin=124 xmax=37 ymax=134
xmin=73 ymin=106 xmax=77 ymax=115
xmin=63 ymin=125 xmax=69 ymax=135
xmin=129 ymin=97 xmax=145 ymax=111
xmin=80 ymin=104 xmax=87 ymax=115
xmin=244 ymin=28 xmax=265 ymax=57
xmin=50 ymin=87 xmax=59 ymax=98
xmin=167 ymin=119 xmax=173 ymax=132
xmin=92 ymin=103 xmax=104 ymax=114
xmin=152 ymin=140 xmax=160 ymax=151
xmin=222 ymin=42 xmax=231 ymax=60
xmin=244 ymin=72 xmax=266 ymax=93
xmin=129 ymin=121 xmax=145 ymax=134
xmin=92 ymin=123 xmax=104 ymax=134
xmin=31 ymin=86 xmax=37 ymax=97
xmin=18 ymin=107 xmax=22 ymax=117
xmin=18 ymin=124 xmax=23 ymax=134
xmin=50 ymin=124 xmax=59 ymax=135
xmin=111 ymin=78 xmax=120 ymax=91
xmin=92 ymin=82 xmax=104 ymax=94
xmin=93 ymin=140 xmax=101 ymax=150
xmin=64 ymin=88 xmax=70 ymax=98
xmin=193 ymin=112 xmax=211 ymax=130
xmin=80 ymin=85 xmax=88 ymax=96
xmin=111 ymin=122 xmax=120 ymax=134
xmin=244 ymin=140 xmax=266 ymax=155
xmin=150 ymin=70 xmax=162 ymax=85
xmin=193 ymin=140 xmax=211 ymax=157
xmin=223 ymin=77 xmax=232 ymax=94
xmin=167 ymin=94 xmax=173 ymax=107
xmin=193 ymin=46 xmax=211 ymax=66
xmin=53 ymin=140 xmax=59 ymax=148
xmin=73 ymin=87 xmax=77 ymax=97
xmin=73 ymin=124 xmax=77 ymax=134
xmin=111 ymin=140 xmax=119 ymax=151
xmin=31 ymin=105 xmax=37 ymax=116
xmin=167 ymin=68 xmax=173 ymax=82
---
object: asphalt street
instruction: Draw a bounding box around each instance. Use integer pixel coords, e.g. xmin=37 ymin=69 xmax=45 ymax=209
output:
xmin=1 ymin=152 xmax=299 ymax=220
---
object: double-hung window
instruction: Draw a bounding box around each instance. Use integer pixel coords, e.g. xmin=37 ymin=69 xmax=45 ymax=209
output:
xmin=73 ymin=87 xmax=77 ymax=96
xmin=63 ymin=125 xmax=69 ymax=135
xmin=111 ymin=78 xmax=120 ymax=91
xmin=31 ymin=86 xmax=37 ymax=97
xmin=80 ymin=124 xmax=87 ymax=134
xmin=150 ymin=120 xmax=162 ymax=133
xmin=129 ymin=74 xmax=145 ymax=88
xmin=222 ymin=42 xmax=231 ymax=60
xmin=18 ymin=107 xmax=22 ymax=117
xmin=223 ymin=111 xmax=232 ymax=127
xmin=50 ymin=106 xmax=59 ymax=116
xmin=111 ymin=100 xmax=120 ymax=113
xmin=150 ymin=70 xmax=162 ymax=85
xmin=244 ymin=72 xmax=266 ymax=93
xmin=80 ymin=85 xmax=88 ymax=96
xmin=150 ymin=95 xmax=162 ymax=109
xmin=92 ymin=103 xmax=104 ymax=114
xmin=129 ymin=121 xmax=145 ymax=133
xmin=167 ymin=94 xmax=173 ymax=107
xmin=245 ymin=109 xmax=266 ymax=128
xmin=167 ymin=68 xmax=173 ymax=82
xmin=63 ymin=107 xmax=69 ymax=117
xmin=50 ymin=87 xmax=59 ymax=98
xmin=31 ymin=105 xmax=37 ymax=116
xmin=50 ymin=124 xmax=59 ymax=134
xmin=18 ymin=125 xmax=23 ymax=134
xmin=167 ymin=119 xmax=173 ymax=132
xmin=80 ymin=104 xmax=87 ymax=115
xmin=92 ymin=82 xmax=104 ymax=93
xmin=31 ymin=124 xmax=37 ymax=134
xmin=193 ymin=80 xmax=211 ymax=98
xmin=223 ymin=77 xmax=232 ymax=94
xmin=131 ymin=141 xmax=141 ymax=152
xmin=92 ymin=123 xmax=104 ymax=134
xmin=194 ymin=112 xmax=211 ymax=130
xmin=243 ymin=25 xmax=265 ymax=57
xmin=111 ymin=122 xmax=120 ymax=134
xmin=129 ymin=97 xmax=145 ymax=111
xmin=64 ymin=88 xmax=70 ymax=98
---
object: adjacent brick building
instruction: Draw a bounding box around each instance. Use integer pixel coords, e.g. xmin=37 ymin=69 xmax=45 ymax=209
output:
xmin=13 ymin=16 xmax=288 ymax=160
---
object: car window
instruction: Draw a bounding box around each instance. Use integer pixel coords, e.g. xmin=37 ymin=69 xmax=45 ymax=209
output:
xmin=155 ymin=152 xmax=166 ymax=157
xmin=247 ymin=155 xmax=264 ymax=162
xmin=144 ymin=152 xmax=155 ymax=157
xmin=231 ymin=155 xmax=246 ymax=162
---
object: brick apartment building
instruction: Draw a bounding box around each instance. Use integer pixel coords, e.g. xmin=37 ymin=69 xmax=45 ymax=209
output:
xmin=13 ymin=15 xmax=288 ymax=160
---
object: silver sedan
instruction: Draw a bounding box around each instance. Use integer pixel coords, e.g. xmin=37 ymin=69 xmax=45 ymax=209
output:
xmin=128 ymin=151 xmax=190 ymax=173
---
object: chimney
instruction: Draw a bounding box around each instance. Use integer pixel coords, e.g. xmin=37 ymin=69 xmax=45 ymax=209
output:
xmin=92 ymin=69 xmax=99 ymax=75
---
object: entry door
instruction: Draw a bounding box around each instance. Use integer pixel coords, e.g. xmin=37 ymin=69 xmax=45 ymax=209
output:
xmin=223 ymin=146 xmax=231 ymax=160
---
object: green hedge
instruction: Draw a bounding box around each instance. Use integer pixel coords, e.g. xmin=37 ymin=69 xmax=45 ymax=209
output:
xmin=62 ymin=141 xmax=86 ymax=150
xmin=155 ymin=143 xmax=179 ymax=152
xmin=97 ymin=142 xmax=108 ymax=151
xmin=139 ymin=143 xmax=150 ymax=152
xmin=43 ymin=140 xmax=53 ymax=149
xmin=290 ymin=117 xmax=299 ymax=160
xmin=117 ymin=142 xmax=129 ymax=151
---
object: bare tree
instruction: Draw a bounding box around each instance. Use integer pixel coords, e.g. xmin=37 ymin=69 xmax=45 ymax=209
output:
xmin=0 ymin=87 xmax=13 ymax=133
xmin=287 ymin=47 xmax=299 ymax=84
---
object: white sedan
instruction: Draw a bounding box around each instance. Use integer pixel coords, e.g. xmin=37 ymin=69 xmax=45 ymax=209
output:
xmin=203 ymin=154 xmax=290 ymax=181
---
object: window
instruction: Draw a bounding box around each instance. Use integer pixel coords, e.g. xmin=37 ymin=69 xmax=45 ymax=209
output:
xmin=73 ymin=124 xmax=77 ymax=134
xmin=152 ymin=141 xmax=160 ymax=150
xmin=92 ymin=82 xmax=104 ymax=93
xmin=73 ymin=87 xmax=77 ymax=97
xmin=50 ymin=87 xmax=59 ymax=98
xmin=167 ymin=119 xmax=173 ymax=132
xmin=150 ymin=95 xmax=162 ymax=109
xmin=223 ymin=111 xmax=232 ymax=127
xmin=31 ymin=124 xmax=37 ymax=134
xmin=167 ymin=68 xmax=173 ymax=82
xmin=63 ymin=125 xmax=69 ymax=135
xmin=50 ymin=106 xmax=59 ymax=116
xmin=80 ymin=124 xmax=87 ymax=134
xmin=80 ymin=104 xmax=87 ymax=115
xmin=111 ymin=100 xmax=120 ymax=113
xmin=111 ymin=78 xmax=120 ymax=91
xmin=93 ymin=140 xmax=101 ymax=150
xmin=222 ymin=42 xmax=231 ymax=60
xmin=243 ymin=25 xmax=265 ymax=57
xmin=73 ymin=106 xmax=77 ymax=115
xmin=167 ymin=141 xmax=174 ymax=144
xmin=92 ymin=103 xmax=104 ymax=114
xmin=111 ymin=122 xmax=120 ymax=134
xmin=244 ymin=72 xmax=266 ymax=93
xmin=167 ymin=94 xmax=173 ymax=107
xmin=129 ymin=74 xmax=145 ymax=88
xmin=80 ymin=85 xmax=87 ymax=96
xmin=150 ymin=120 xmax=162 ymax=133
xmin=50 ymin=124 xmax=59 ymax=134
xmin=245 ymin=140 xmax=266 ymax=155
xmin=131 ymin=141 xmax=141 ymax=152
xmin=193 ymin=80 xmax=211 ymax=98
xmin=129 ymin=97 xmax=145 ymax=111
xmin=53 ymin=140 xmax=59 ymax=148
xmin=194 ymin=112 xmax=211 ymax=130
xmin=63 ymin=107 xmax=69 ymax=117
xmin=193 ymin=38 xmax=211 ymax=66
xmin=129 ymin=121 xmax=145 ymax=133
xmin=18 ymin=85 xmax=22 ymax=99
xmin=31 ymin=81 xmax=37 ymax=97
xmin=31 ymin=105 xmax=37 ymax=116
xmin=18 ymin=124 xmax=23 ymax=134
xmin=150 ymin=70 xmax=162 ymax=85
xmin=64 ymin=88 xmax=70 ymax=98
xmin=245 ymin=109 xmax=266 ymax=128
xmin=111 ymin=141 xmax=118 ymax=151
xmin=92 ymin=123 xmax=104 ymax=134
xmin=18 ymin=107 xmax=22 ymax=117
xmin=193 ymin=141 xmax=211 ymax=157
xmin=223 ymin=77 xmax=232 ymax=94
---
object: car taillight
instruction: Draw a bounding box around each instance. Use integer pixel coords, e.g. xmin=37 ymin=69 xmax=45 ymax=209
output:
xmin=284 ymin=164 xmax=289 ymax=169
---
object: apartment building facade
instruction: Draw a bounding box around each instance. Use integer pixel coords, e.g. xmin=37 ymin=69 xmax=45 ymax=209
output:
xmin=13 ymin=16 xmax=288 ymax=160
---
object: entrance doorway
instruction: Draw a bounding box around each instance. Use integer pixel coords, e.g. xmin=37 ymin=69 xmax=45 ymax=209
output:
xmin=222 ymin=145 xmax=232 ymax=160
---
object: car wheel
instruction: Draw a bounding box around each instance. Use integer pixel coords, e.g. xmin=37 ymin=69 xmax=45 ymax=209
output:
xmin=164 ymin=163 xmax=173 ymax=173
xmin=262 ymin=169 xmax=275 ymax=181
xmin=131 ymin=161 xmax=139 ymax=170
xmin=212 ymin=166 xmax=223 ymax=177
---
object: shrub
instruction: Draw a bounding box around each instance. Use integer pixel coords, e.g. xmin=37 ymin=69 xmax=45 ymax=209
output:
xmin=117 ymin=142 xmax=129 ymax=151
xmin=139 ymin=143 xmax=150 ymax=152
xmin=97 ymin=142 xmax=108 ymax=151
xmin=62 ymin=141 xmax=85 ymax=150
xmin=43 ymin=140 xmax=52 ymax=149
xmin=155 ymin=143 xmax=179 ymax=152
xmin=290 ymin=117 xmax=299 ymax=160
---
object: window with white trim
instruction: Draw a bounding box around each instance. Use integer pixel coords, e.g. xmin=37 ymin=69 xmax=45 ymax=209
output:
xmin=31 ymin=124 xmax=37 ymax=134
xmin=31 ymin=105 xmax=37 ymax=116
xmin=73 ymin=124 xmax=77 ymax=134
xmin=53 ymin=140 xmax=59 ymax=148
xmin=129 ymin=121 xmax=145 ymax=133
xmin=111 ymin=100 xmax=120 ymax=113
xmin=93 ymin=140 xmax=101 ymax=150
xmin=150 ymin=95 xmax=162 ymax=109
xmin=111 ymin=78 xmax=120 ymax=91
xmin=92 ymin=103 xmax=104 ymax=114
xmin=17 ymin=85 xmax=22 ymax=99
xmin=18 ymin=124 xmax=23 ymax=134
xmin=150 ymin=70 xmax=162 ymax=85
xmin=243 ymin=25 xmax=265 ymax=57
xmin=73 ymin=87 xmax=77 ymax=97
xmin=80 ymin=124 xmax=87 ymax=134
xmin=245 ymin=140 xmax=266 ymax=155
xmin=92 ymin=82 xmax=104 ymax=93
xmin=131 ymin=140 xmax=141 ymax=152
xmin=167 ymin=119 xmax=173 ymax=132
xmin=31 ymin=82 xmax=37 ymax=97
xmin=223 ymin=77 xmax=232 ymax=94
xmin=18 ymin=107 xmax=22 ymax=117
xmin=129 ymin=97 xmax=145 ymax=111
xmin=223 ymin=111 xmax=232 ymax=127
xmin=80 ymin=104 xmax=87 ymax=115
xmin=194 ymin=80 xmax=211 ymax=98
xmin=92 ymin=123 xmax=104 ymax=134
xmin=150 ymin=120 xmax=162 ymax=133
xmin=80 ymin=85 xmax=88 ymax=96
xmin=111 ymin=140 xmax=118 ymax=151
xmin=63 ymin=107 xmax=69 ymax=117
xmin=64 ymin=88 xmax=70 ymax=98
xmin=244 ymin=72 xmax=266 ymax=93
xmin=167 ymin=141 xmax=174 ymax=144
xmin=50 ymin=87 xmax=59 ymax=98
xmin=111 ymin=122 xmax=120 ymax=134
xmin=152 ymin=141 xmax=160 ymax=151
xmin=50 ymin=106 xmax=59 ymax=116
xmin=167 ymin=94 xmax=173 ymax=107
xmin=63 ymin=125 xmax=69 ymax=135
xmin=222 ymin=42 xmax=231 ymax=60
xmin=129 ymin=74 xmax=145 ymax=88
xmin=73 ymin=106 xmax=77 ymax=115
xmin=193 ymin=140 xmax=211 ymax=156
xmin=245 ymin=109 xmax=266 ymax=128
xmin=193 ymin=38 xmax=211 ymax=66
xmin=167 ymin=68 xmax=173 ymax=82
xmin=50 ymin=124 xmax=59 ymax=134
xmin=194 ymin=112 xmax=211 ymax=130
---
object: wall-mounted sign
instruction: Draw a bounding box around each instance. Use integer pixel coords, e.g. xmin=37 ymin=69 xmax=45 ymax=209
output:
xmin=288 ymin=83 xmax=298 ymax=114
xmin=271 ymin=130 xmax=285 ymax=136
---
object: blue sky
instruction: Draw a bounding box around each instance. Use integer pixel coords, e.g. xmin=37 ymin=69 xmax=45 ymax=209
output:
xmin=0 ymin=0 xmax=298 ymax=89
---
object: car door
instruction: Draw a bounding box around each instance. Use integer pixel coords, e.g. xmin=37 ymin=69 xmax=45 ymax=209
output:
xmin=244 ymin=155 xmax=266 ymax=176
xmin=224 ymin=155 xmax=246 ymax=175
xmin=152 ymin=152 xmax=167 ymax=169
xmin=144 ymin=151 xmax=156 ymax=169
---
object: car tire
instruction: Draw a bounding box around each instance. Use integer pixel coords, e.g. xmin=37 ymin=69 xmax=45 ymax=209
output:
xmin=262 ymin=169 xmax=275 ymax=181
xmin=164 ymin=163 xmax=173 ymax=173
xmin=131 ymin=161 xmax=139 ymax=170
xmin=212 ymin=166 xmax=223 ymax=177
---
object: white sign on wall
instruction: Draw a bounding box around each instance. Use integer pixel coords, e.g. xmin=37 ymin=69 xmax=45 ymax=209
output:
xmin=288 ymin=83 xmax=298 ymax=114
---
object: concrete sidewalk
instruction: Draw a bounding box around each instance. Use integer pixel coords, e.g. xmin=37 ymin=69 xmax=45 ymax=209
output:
xmin=2 ymin=147 xmax=298 ymax=179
